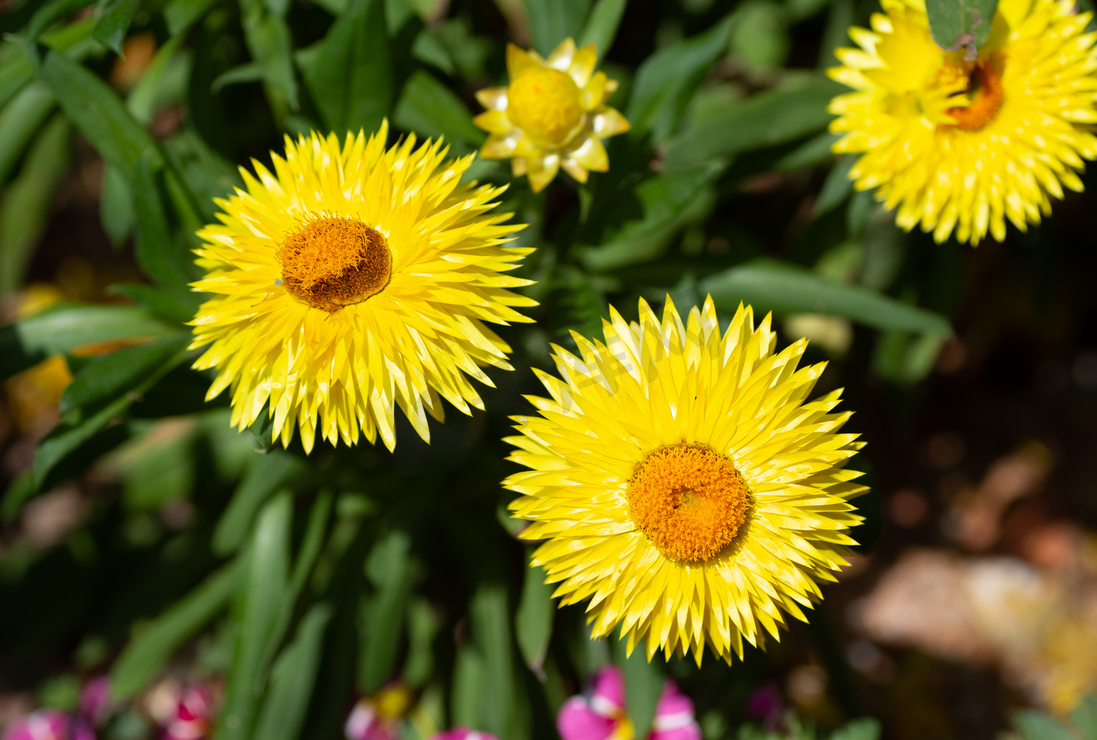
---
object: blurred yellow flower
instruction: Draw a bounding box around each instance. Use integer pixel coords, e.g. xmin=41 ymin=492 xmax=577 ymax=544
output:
xmin=828 ymin=0 xmax=1097 ymax=245
xmin=474 ymin=38 xmax=630 ymax=192
xmin=4 ymin=286 xmax=72 ymax=435
xmin=190 ymin=123 xmax=535 ymax=453
xmin=505 ymin=296 xmax=866 ymax=663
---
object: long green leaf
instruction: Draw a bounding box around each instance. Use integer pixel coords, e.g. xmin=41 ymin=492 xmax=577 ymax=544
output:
xmin=625 ymin=14 xmax=733 ymax=143
xmin=110 ymin=563 xmax=239 ymax=698
xmin=60 ymin=334 xmax=192 ymax=416
xmin=212 ymin=452 xmax=312 ymax=555
xmin=470 ymin=581 xmax=526 ymax=740
xmin=92 ymin=0 xmax=138 ymax=56
xmin=515 ymin=560 xmax=554 ymax=676
xmin=239 ymin=0 xmax=299 ymax=119
xmin=662 ymin=75 xmax=843 ymax=169
xmin=133 ymin=149 xmax=198 ymax=290
xmin=524 ymin=0 xmax=591 ymax=56
xmin=296 ymin=0 xmax=391 ymax=134
xmin=0 ymin=303 xmax=176 ymax=380
xmin=361 ymin=527 xmax=417 ymax=692
xmin=925 ymin=0 xmax=997 ymax=55
xmin=392 ymin=69 xmax=481 ymax=147
xmin=617 ymin=643 xmax=662 ymax=740
xmin=578 ymin=0 xmax=627 ymax=58
xmin=217 ymin=493 xmax=293 ymax=740
xmin=699 ymin=259 xmax=954 ymax=335
xmin=0 ymin=82 xmax=54 ymax=187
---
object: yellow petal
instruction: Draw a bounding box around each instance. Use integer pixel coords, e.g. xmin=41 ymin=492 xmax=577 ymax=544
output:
xmin=571 ymin=135 xmax=608 ymax=172
xmin=475 ymin=87 xmax=509 ymax=111
xmin=473 ymin=110 xmax=513 ymax=134
xmin=507 ymin=42 xmax=542 ymax=78
xmin=568 ymin=44 xmax=598 ymax=87
xmin=546 ymin=37 xmax=577 ymax=70
xmin=592 ymin=107 xmax=630 ymax=138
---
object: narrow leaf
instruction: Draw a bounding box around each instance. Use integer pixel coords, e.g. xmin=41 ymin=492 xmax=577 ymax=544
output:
xmin=92 ymin=0 xmax=139 ymax=56
xmin=133 ymin=149 xmax=197 ymax=290
xmin=60 ymin=333 xmax=192 ymax=415
xmin=361 ymin=527 xmax=417 ymax=692
xmin=212 ymin=452 xmax=312 ymax=555
xmin=239 ymin=0 xmax=299 ymax=117
xmin=699 ymin=259 xmax=954 ymax=335
xmin=617 ymin=644 xmax=662 ymax=740
xmin=925 ymin=0 xmax=997 ymax=57
xmin=524 ymin=0 xmax=591 ymax=56
xmin=392 ymin=69 xmax=481 ymax=146
xmin=0 ymin=82 xmax=54 ymax=187
xmin=578 ymin=0 xmax=627 ymax=58
xmin=515 ymin=561 xmax=554 ymax=676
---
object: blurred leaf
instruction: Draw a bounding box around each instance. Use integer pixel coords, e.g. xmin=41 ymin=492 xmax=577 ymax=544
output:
xmin=393 ymin=69 xmax=481 ymax=146
xmin=239 ymin=0 xmax=299 ymax=120
xmin=579 ymin=164 xmax=721 ymax=271
xmin=164 ymin=0 xmax=221 ymax=35
xmin=525 ymin=0 xmax=591 ymax=56
xmin=626 ymin=14 xmax=733 ymax=143
xmin=700 ymin=259 xmax=953 ymax=335
xmin=24 ymin=0 xmax=97 ymax=44
xmin=0 ymin=82 xmax=54 ymax=187
xmin=0 ymin=114 xmax=69 ymax=293
xmin=1010 ymin=710 xmax=1075 ymax=740
xmin=470 ymin=580 xmax=525 ymax=740
xmin=100 ymin=165 xmax=133 ymax=247
xmin=663 ymin=75 xmax=842 ymax=168
xmin=218 ymin=493 xmax=293 ymax=740
xmin=926 ymin=0 xmax=997 ymax=54
xmin=297 ymin=0 xmax=391 ymax=135
xmin=451 ymin=643 xmax=485 ymax=729
xmin=253 ymin=603 xmax=333 ymax=740
xmin=108 ymin=283 xmax=201 ymax=324
xmin=729 ymin=0 xmax=790 ymax=70
xmin=814 ymin=156 xmax=854 ymax=218
xmin=60 ymin=334 xmax=191 ymax=416
xmin=0 ymin=303 xmax=176 ymax=380
xmin=1073 ymin=695 xmax=1097 ymax=740
xmin=212 ymin=61 xmax=265 ymax=92
xmin=127 ymin=33 xmax=188 ymax=124
xmin=578 ymin=0 xmax=626 ymax=58
xmin=133 ymin=149 xmax=198 ymax=291
xmin=773 ymin=131 xmax=839 ymax=172
xmin=32 ymin=47 xmax=157 ymax=177
xmin=361 ymin=527 xmax=417 ymax=692
xmin=0 ymin=20 xmax=96 ymax=110
xmin=872 ymin=328 xmax=945 ymax=384
xmin=830 ymin=718 xmax=881 ymax=740
xmin=617 ymin=642 xmax=662 ymax=740
xmin=34 ymin=334 xmax=191 ymax=488
xmin=92 ymin=0 xmax=138 ymax=56
xmin=402 ymin=598 xmax=440 ymax=687
xmin=110 ymin=563 xmax=239 ymax=698
xmin=213 ymin=452 xmax=312 ymax=556
xmin=515 ymin=561 xmax=554 ymax=676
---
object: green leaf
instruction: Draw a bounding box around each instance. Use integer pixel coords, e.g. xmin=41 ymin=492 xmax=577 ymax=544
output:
xmin=108 ymin=284 xmax=200 ymax=324
xmin=814 ymin=156 xmax=854 ymax=218
xmin=578 ymin=0 xmax=626 ymax=58
xmin=361 ymin=527 xmax=417 ymax=692
xmin=100 ymin=165 xmax=133 ymax=247
xmin=110 ymin=563 xmax=239 ymax=698
xmin=212 ymin=452 xmax=312 ymax=556
xmin=515 ymin=561 xmax=554 ymax=676
xmin=253 ymin=603 xmax=333 ymax=740
xmin=239 ymin=0 xmax=299 ymax=120
xmin=217 ymin=493 xmax=293 ymax=740
xmin=663 ymin=75 xmax=843 ymax=168
xmin=33 ymin=334 xmax=191 ymax=488
xmin=92 ymin=0 xmax=138 ymax=56
xmin=0 ymin=114 xmax=69 ymax=293
xmin=0 ymin=20 xmax=96 ymax=110
xmin=470 ymin=580 xmax=525 ymax=740
xmin=60 ymin=334 xmax=191 ymax=416
xmin=700 ymin=260 xmax=953 ymax=335
xmin=392 ymin=69 xmax=481 ymax=147
xmin=0 ymin=82 xmax=54 ymax=187
xmin=625 ymin=14 xmax=733 ymax=143
xmin=24 ymin=0 xmax=97 ymax=43
xmin=925 ymin=0 xmax=997 ymax=56
xmin=297 ymin=0 xmax=391 ymax=135
xmin=164 ymin=0 xmax=222 ymax=35
xmin=1011 ymin=710 xmax=1076 ymax=740
xmin=829 ymin=718 xmax=881 ymax=740
xmin=133 ymin=149 xmax=198 ymax=290
xmin=524 ymin=0 xmax=591 ymax=56
xmin=33 ymin=47 xmax=157 ymax=177
xmin=617 ymin=643 xmax=662 ymax=740
xmin=579 ymin=164 xmax=722 ymax=271
xmin=1072 ymin=695 xmax=1097 ymax=740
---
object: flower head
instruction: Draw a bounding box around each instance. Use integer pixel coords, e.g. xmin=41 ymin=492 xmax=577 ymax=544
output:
xmin=504 ymin=296 xmax=866 ymax=663
xmin=828 ymin=0 xmax=1097 ymax=245
xmin=557 ymin=666 xmax=700 ymax=740
xmin=474 ymin=38 xmax=630 ymax=192
xmin=190 ymin=123 xmax=535 ymax=452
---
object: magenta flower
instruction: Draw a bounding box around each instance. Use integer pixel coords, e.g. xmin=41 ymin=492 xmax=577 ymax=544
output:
xmin=428 ymin=729 xmax=500 ymax=740
xmin=557 ymin=666 xmax=701 ymax=740
xmin=162 ymin=686 xmax=214 ymax=740
xmin=0 ymin=709 xmax=96 ymax=740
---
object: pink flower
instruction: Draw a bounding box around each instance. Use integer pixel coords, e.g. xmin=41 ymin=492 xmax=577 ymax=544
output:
xmin=162 ymin=686 xmax=214 ymax=740
xmin=428 ymin=729 xmax=499 ymax=740
xmin=1 ymin=709 xmax=96 ymax=740
xmin=557 ymin=666 xmax=701 ymax=740
xmin=345 ymin=685 xmax=413 ymax=740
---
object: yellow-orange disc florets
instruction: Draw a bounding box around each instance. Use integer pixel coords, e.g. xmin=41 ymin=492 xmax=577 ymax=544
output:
xmin=627 ymin=443 xmax=752 ymax=562
xmin=277 ymin=215 xmax=391 ymax=312
xmin=945 ymin=60 xmax=1004 ymax=131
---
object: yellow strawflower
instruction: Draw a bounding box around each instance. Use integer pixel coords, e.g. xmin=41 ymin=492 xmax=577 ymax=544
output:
xmin=828 ymin=0 xmax=1097 ymax=245
xmin=474 ymin=38 xmax=630 ymax=192
xmin=504 ymin=296 xmax=866 ymax=663
xmin=190 ymin=123 xmax=535 ymax=453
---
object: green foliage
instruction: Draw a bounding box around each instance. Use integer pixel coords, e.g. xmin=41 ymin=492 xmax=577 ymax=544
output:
xmin=925 ymin=0 xmax=999 ymax=54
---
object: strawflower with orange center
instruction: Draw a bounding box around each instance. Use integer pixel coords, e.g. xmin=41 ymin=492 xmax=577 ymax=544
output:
xmin=504 ymin=296 xmax=866 ymax=663
xmin=474 ymin=38 xmax=630 ymax=192
xmin=190 ymin=123 xmax=536 ymax=453
xmin=828 ymin=0 xmax=1097 ymax=245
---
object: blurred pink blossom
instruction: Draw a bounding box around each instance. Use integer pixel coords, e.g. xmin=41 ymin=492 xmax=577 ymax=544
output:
xmin=557 ymin=666 xmax=701 ymax=740
xmin=162 ymin=686 xmax=214 ymax=740
xmin=0 ymin=709 xmax=95 ymax=740
xmin=427 ymin=728 xmax=500 ymax=740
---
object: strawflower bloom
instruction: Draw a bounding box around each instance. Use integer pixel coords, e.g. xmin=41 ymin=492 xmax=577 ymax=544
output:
xmin=474 ymin=38 xmax=630 ymax=192
xmin=558 ymin=666 xmax=700 ymax=740
xmin=190 ymin=122 xmax=535 ymax=452
xmin=828 ymin=0 xmax=1097 ymax=245
xmin=505 ymin=296 xmax=866 ymax=663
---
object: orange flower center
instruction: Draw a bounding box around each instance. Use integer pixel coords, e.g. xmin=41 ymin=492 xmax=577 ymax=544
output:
xmin=277 ymin=215 xmax=391 ymax=312
xmin=945 ymin=61 xmax=1004 ymax=131
xmin=626 ymin=443 xmax=751 ymax=562
xmin=506 ymin=67 xmax=584 ymax=148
